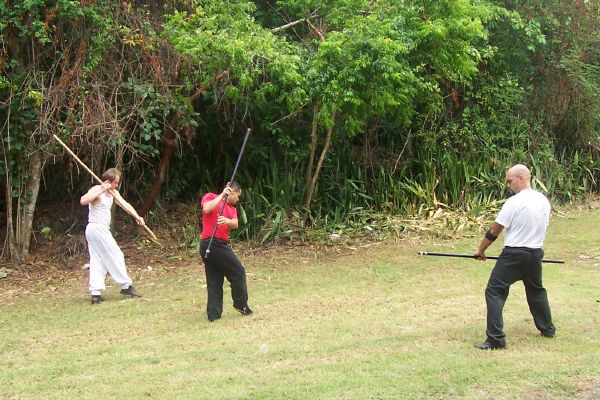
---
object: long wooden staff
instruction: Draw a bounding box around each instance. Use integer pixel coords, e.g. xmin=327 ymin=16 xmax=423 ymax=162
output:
xmin=52 ymin=134 xmax=159 ymax=241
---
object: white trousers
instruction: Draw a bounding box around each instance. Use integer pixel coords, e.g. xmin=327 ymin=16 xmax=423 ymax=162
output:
xmin=85 ymin=223 xmax=132 ymax=295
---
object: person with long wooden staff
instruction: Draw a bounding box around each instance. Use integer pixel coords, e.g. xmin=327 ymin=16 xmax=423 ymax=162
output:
xmin=52 ymin=134 xmax=156 ymax=304
xmin=199 ymin=128 xmax=252 ymax=322
xmin=80 ymin=168 xmax=145 ymax=304
xmin=52 ymin=134 xmax=158 ymax=241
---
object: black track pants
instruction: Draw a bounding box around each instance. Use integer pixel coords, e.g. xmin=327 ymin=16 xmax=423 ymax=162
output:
xmin=200 ymin=239 xmax=249 ymax=321
xmin=485 ymin=247 xmax=555 ymax=344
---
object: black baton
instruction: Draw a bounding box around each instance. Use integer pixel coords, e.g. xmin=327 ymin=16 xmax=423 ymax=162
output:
xmin=418 ymin=251 xmax=565 ymax=264
xmin=204 ymin=128 xmax=252 ymax=259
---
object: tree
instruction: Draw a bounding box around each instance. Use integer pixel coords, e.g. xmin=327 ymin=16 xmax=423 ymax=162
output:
xmin=303 ymin=9 xmax=424 ymax=206
xmin=1 ymin=1 xmax=116 ymax=264
xmin=0 ymin=1 xmax=199 ymax=264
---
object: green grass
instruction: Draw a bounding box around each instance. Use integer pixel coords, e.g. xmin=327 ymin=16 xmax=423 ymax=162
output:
xmin=1 ymin=206 xmax=599 ymax=399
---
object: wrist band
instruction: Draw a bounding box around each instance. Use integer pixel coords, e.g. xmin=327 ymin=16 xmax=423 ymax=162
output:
xmin=485 ymin=230 xmax=498 ymax=242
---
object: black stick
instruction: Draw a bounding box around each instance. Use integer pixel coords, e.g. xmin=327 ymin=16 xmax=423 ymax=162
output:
xmin=417 ymin=251 xmax=565 ymax=264
xmin=204 ymin=128 xmax=252 ymax=259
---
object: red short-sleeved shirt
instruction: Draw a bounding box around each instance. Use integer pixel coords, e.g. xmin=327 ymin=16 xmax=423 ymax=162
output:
xmin=200 ymin=192 xmax=238 ymax=242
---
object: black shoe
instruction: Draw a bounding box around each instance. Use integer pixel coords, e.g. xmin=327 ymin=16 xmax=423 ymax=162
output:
xmin=541 ymin=331 xmax=555 ymax=338
xmin=474 ymin=340 xmax=506 ymax=350
xmin=120 ymin=286 xmax=141 ymax=297
xmin=91 ymin=295 xmax=104 ymax=305
xmin=233 ymin=305 xmax=253 ymax=316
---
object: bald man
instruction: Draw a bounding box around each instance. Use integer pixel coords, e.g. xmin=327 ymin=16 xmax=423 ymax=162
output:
xmin=473 ymin=164 xmax=556 ymax=350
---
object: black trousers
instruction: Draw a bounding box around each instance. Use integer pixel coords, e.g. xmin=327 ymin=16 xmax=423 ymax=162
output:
xmin=200 ymin=239 xmax=249 ymax=321
xmin=485 ymin=247 xmax=555 ymax=344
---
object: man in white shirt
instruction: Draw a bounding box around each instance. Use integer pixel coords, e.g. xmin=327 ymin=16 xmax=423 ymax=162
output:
xmin=473 ymin=164 xmax=556 ymax=350
xmin=80 ymin=168 xmax=145 ymax=304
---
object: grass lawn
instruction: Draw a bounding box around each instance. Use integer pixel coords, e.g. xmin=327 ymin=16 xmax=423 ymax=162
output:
xmin=1 ymin=205 xmax=599 ymax=399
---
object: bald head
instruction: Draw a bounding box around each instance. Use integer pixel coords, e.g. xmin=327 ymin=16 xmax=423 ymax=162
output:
xmin=506 ymin=164 xmax=532 ymax=194
xmin=508 ymin=164 xmax=531 ymax=180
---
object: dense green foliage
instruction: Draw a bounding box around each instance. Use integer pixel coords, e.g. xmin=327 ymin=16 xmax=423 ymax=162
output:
xmin=1 ymin=0 xmax=599 ymax=261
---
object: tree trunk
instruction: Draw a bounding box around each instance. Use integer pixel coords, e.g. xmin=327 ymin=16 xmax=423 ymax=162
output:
xmin=3 ymin=157 xmax=18 ymax=266
xmin=18 ymin=150 xmax=44 ymax=257
xmin=138 ymin=88 xmax=204 ymax=217
xmin=304 ymin=105 xmax=319 ymax=207
xmin=138 ymin=119 xmax=178 ymax=217
xmin=305 ymin=107 xmax=335 ymax=208
xmin=1 ymin=94 xmax=19 ymax=266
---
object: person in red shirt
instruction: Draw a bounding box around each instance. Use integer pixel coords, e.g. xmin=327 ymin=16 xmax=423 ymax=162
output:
xmin=200 ymin=181 xmax=252 ymax=321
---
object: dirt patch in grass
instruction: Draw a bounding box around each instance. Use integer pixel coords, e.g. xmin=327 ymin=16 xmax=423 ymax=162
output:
xmin=576 ymin=379 xmax=600 ymax=400
xmin=3 ymin=195 xmax=598 ymax=302
xmin=0 ymin=232 xmax=405 ymax=300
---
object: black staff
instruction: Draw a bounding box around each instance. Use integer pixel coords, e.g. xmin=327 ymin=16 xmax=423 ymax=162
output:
xmin=204 ymin=128 xmax=252 ymax=259
xmin=418 ymin=251 xmax=565 ymax=264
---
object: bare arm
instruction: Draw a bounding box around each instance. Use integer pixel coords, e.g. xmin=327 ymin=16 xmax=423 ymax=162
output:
xmin=80 ymin=182 xmax=111 ymax=206
xmin=111 ymin=189 xmax=145 ymax=226
xmin=474 ymin=222 xmax=504 ymax=260
xmin=217 ymin=215 xmax=239 ymax=230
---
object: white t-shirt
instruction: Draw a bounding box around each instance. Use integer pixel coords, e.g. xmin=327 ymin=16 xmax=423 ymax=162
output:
xmin=495 ymin=189 xmax=551 ymax=248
